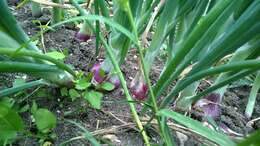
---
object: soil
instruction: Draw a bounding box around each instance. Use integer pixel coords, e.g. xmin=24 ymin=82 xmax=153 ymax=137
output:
xmin=1 ymin=1 xmax=259 ymax=146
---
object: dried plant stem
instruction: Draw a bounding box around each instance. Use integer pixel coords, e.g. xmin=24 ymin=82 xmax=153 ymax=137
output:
xmin=89 ymin=119 xmax=217 ymax=146
xmin=141 ymin=0 xmax=165 ymax=47
xmin=31 ymin=0 xmax=88 ymax=9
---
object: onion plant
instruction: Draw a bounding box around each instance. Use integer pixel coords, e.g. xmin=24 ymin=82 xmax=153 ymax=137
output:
xmin=70 ymin=0 xmax=93 ymax=42
xmin=94 ymin=0 xmax=259 ymax=145
xmin=1 ymin=0 xmax=260 ymax=145
xmin=0 ymin=0 xmax=75 ymax=93
xmin=63 ymin=0 xmax=260 ymax=145
xmin=51 ymin=0 xmax=64 ymax=24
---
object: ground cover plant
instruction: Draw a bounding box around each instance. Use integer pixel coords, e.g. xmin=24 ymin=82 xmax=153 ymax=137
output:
xmin=0 ymin=0 xmax=260 ymax=145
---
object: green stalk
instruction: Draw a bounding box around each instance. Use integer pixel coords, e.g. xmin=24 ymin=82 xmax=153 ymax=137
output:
xmin=154 ymin=0 xmax=259 ymax=101
xmin=0 ymin=79 xmax=47 ymax=98
xmin=125 ymin=2 xmax=158 ymax=114
xmin=0 ymin=61 xmax=73 ymax=87
xmin=98 ymin=0 xmax=110 ymax=30
xmin=99 ymin=36 xmax=151 ymax=146
xmin=176 ymin=69 xmax=257 ymax=109
xmin=245 ymin=72 xmax=260 ymax=118
xmin=124 ymin=2 xmax=173 ymax=145
xmin=210 ymin=38 xmax=260 ymax=99
xmin=0 ymin=0 xmax=75 ymax=87
xmin=94 ymin=0 xmax=100 ymax=57
xmin=69 ymin=2 xmax=150 ymax=145
xmin=160 ymin=60 xmax=260 ymax=108
xmin=153 ymin=0 xmax=233 ymax=98
xmin=234 ymin=0 xmax=254 ymax=20
xmin=31 ymin=2 xmax=42 ymax=17
xmin=172 ymin=0 xmax=245 ymax=108
xmin=188 ymin=1 xmax=260 ymax=75
xmin=51 ymin=15 xmax=136 ymax=44
xmin=176 ymin=41 xmax=258 ymax=108
xmin=0 ymin=47 xmax=75 ymax=77
xmin=0 ymin=61 xmax=61 ymax=73
xmin=0 ymin=0 xmax=39 ymax=51
xmin=52 ymin=0 xmax=64 ymax=24
xmin=69 ymin=0 xmax=93 ymax=41
xmin=173 ymin=1 xmax=260 ymax=109
xmin=143 ymin=0 xmax=179 ymax=72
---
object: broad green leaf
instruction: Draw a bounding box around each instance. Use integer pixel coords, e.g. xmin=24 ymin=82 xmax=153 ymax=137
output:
xmin=34 ymin=108 xmax=57 ymax=134
xmin=0 ymin=97 xmax=14 ymax=108
xmin=100 ymin=82 xmax=115 ymax=91
xmin=84 ymin=91 xmax=103 ymax=109
xmin=0 ymin=103 xmax=24 ymax=141
xmin=60 ymin=87 xmax=68 ymax=96
xmin=75 ymin=78 xmax=91 ymax=90
xmin=69 ymin=89 xmax=80 ymax=101
xmin=158 ymin=109 xmax=236 ymax=146
xmin=45 ymin=51 xmax=65 ymax=60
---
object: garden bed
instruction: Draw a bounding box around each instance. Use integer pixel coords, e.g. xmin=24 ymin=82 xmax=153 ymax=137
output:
xmin=1 ymin=1 xmax=260 ymax=146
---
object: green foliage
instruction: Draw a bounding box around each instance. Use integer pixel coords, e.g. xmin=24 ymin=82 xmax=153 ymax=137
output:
xmin=60 ymin=87 xmax=68 ymax=96
xmin=60 ymin=73 xmax=105 ymax=109
xmin=158 ymin=109 xmax=236 ymax=146
xmin=0 ymin=79 xmax=46 ymax=98
xmin=1 ymin=0 xmax=260 ymax=145
xmin=33 ymin=108 xmax=57 ymax=134
xmin=69 ymin=89 xmax=80 ymax=101
xmin=100 ymin=82 xmax=115 ymax=91
xmin=31 ymin=101 xmax=38 ymax=114
xmin=0 ymin=0 xmax=75 ymax=88
xmin=245 ymin=72 xmax=260 ymax=118
xmin=75 ymin=78 xmax=91 ymax=90
xmin=115 ymin=0 xmax=129 ymax=11
xmin=84 ymin=91 xmax=103 ymax=109
xmin=51 ymin=0 xmax=64 ymax=24
xmin=0 ymin=103 xmax=24 ymax=143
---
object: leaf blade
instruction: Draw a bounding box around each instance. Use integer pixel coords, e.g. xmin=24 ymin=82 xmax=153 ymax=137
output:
xmin=157 ymin=109 xmax=236 ymax=146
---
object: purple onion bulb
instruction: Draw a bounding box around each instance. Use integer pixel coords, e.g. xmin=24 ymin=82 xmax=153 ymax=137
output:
xmin=130 ymin=80 xmax=148 ymax=100
xmin=91 ymin=63 xmax=105 ymax=83
xmin=108 ymin=75 xmax=120 ymax=88
xmin=75 ymin=31 xmax=91 ymax=42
